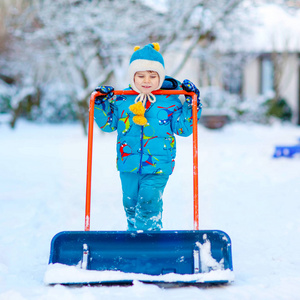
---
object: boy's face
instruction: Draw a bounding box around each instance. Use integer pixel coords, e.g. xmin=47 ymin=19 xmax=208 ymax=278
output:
xmin=134 ymin=71 xmax=160 ymax=94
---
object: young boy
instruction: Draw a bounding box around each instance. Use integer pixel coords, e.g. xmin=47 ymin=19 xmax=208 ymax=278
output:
xmin=94 ymin=43 xmax=202 ymax=231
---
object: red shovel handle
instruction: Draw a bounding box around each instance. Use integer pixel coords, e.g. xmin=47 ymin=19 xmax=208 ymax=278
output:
xmin=85 ymin=90 xmax=199 ymax=231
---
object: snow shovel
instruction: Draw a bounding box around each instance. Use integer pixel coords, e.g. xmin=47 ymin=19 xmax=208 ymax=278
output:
xmin=44 ymin=90 xmax=234 ymax=285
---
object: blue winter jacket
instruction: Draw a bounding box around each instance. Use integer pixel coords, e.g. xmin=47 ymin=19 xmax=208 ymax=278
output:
xmin=94 ymin=82 xmax=201 ymax=175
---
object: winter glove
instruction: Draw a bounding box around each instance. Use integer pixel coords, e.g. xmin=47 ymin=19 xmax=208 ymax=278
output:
xmin=181 ymin=79 xmax=202 ymax=109
xmin=94 ymin=86 xmax=114 ymax=105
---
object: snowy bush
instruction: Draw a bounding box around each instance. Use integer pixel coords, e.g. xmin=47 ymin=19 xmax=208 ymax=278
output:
xmin=0 ymin=79 xmax=79 ymax=124
xmin=34 ymin=82 xmax=78 ymax=123
xmin=200 ymin=86 xmax=240 ymax=119
xmin=0 ymin=78 xmax=41 ymax=127
xmin=263 ymin=97 xmax=292 ymax=122
xmin=0 ymin=80 xmax=13 ymax=114
xmin=234 ymin=95 xmax=269 ymax=123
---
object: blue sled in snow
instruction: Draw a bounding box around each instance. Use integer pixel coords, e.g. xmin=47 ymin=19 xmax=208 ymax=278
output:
xmin=273 ymin=138 xmax=300 ymax=158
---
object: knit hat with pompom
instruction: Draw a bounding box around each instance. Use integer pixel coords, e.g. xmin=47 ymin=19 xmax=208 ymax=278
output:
xmin=128 ymin=43 xmax=165 ymax=93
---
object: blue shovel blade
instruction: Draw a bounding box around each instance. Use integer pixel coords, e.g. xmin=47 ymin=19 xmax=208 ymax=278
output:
xmin=48 ymin=230 xmax=233 ymax=281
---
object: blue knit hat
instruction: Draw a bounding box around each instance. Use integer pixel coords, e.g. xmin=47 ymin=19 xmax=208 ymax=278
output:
xmin=128 ymin=43 xmax=165 ymax=93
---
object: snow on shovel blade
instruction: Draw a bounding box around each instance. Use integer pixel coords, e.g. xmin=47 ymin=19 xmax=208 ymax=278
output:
xmin=45 ymin=230 xmax=233 ymax=285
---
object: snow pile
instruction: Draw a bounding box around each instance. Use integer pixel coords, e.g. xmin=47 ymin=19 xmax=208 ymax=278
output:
xmin=44 ymin=263 xmax=233 ymax=285
xmin=198 ymin=235 xmax=224 ymax=273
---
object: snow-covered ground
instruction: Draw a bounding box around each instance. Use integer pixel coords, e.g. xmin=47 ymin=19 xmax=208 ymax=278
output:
xmin=1 ymin=120 xmax=300 ymax=300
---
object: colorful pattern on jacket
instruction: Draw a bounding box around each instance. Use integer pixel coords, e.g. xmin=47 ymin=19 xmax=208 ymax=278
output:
xmin=94 ymin=89 xmax=202 ymax=175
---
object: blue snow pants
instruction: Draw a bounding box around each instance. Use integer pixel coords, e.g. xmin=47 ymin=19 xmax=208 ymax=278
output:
xmin=120 ymin=172 xmax=169 ymax=231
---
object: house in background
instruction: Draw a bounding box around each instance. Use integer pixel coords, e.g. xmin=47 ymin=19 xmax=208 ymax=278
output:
xmin=170 ymin=4 xmax=300 ymax=125
xmin=240 ymin=4 xmax=300 ymax=125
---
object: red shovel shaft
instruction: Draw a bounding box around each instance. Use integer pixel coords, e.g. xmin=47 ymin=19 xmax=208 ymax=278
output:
xmin=85 ymin=90 xmax=199 ymax=231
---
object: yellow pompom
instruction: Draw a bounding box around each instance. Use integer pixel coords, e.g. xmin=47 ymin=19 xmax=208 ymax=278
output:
xmin=134 ymin=46 xmax=140 ymax=52
xmin=152 ymin=43 xmax=160 ymax=51
xmin=133 ymin=115 xmax=148 ymax=126
xmin=129 ymin=102 xmax=145 ymax=115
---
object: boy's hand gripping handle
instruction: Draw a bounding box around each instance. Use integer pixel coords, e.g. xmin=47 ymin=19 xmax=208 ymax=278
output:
xmin=85 ymin=90 xmax=199 ymax=231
